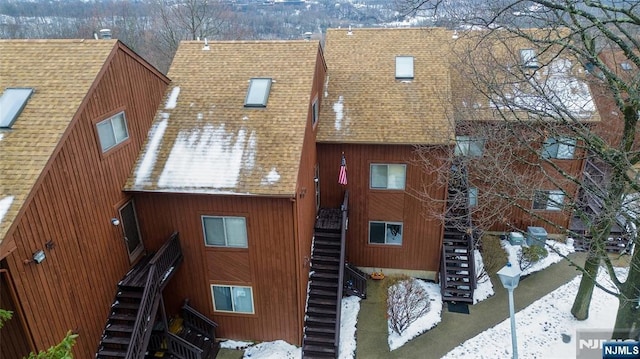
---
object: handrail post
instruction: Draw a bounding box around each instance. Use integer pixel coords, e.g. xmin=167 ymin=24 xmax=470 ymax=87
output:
xmin=334 ymin=190 xmax=349 ymax=357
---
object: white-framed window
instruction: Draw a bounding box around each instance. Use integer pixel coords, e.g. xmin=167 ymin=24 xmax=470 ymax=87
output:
xmin=455 ymin=136 xmax=485 ymax=157
xmin=97 ymin=112 xmax=129 ymax=152
xmin=520 ymin=48 xmax=539 ymax=68
xmin=311 ymin=98 xmax=319 ymax=126
xmin=469 ymin=187 xmax=478 ymax=207
xmin=542 ymin=137 xmax=576 ymax=159
xmin=202 ymin=216 xmax=248 ymax=248
xmin=533 ymin=190 xmax=564 ymax=211
xmin=245 ymin=78 xmax=272 ymax=107
xmin=370 ymin=164 xmax=406 ymax=190
xmin=395 ymin=56 xmax=414 ymax=79
xmin=211 ymin=285 xmax=254 ymax=314
xmin=369 ymin=221 xmax=403 ymax=245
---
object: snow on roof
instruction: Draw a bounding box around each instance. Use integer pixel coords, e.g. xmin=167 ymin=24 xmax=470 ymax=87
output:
xmin=492 ymin=58 xmax=596 ymax=120
xmin=0 ymin=196 xmax=14 ymax=225
xmin=134 ymin=115 xmax=169 ymax=186
xmin=261 ymin=167 xmax=281 ymax=185
xmin=165 ymin=86 xmax=180 ymax=110
xmin=333 ymin=95 xmax=344 ymax=131
xmin=158 ymin=125 xmax=257 ymax=190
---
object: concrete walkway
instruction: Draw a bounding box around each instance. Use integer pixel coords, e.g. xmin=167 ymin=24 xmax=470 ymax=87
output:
xmin=355 ymin=253 xmax=586 ymax=359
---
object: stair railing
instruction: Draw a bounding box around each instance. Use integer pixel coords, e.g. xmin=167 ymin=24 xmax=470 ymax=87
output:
xmin=167 ymin=332 xmax=203 ymax=359
xmin=182 ymin=299 xmax=218 ymax=341
xmin=125 ymin=233 xmax=182 ymax=359
xmin=343 ymin=263 xmax=367 ymax=299
xmin=333 ymin=190 xmax=349 ymax=357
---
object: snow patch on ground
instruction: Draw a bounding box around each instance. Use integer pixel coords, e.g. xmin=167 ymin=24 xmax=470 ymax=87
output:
xmin=443 ymin=267 xmax=627 ymax=358
xmin=165 ymin=86 xmax=180 ymax=109
xmin=473 ymin=249 xmax=495 ymax=303
xmin=388 ymin=280 xmax=443 ymax=350
xmin=503 ymin=239 xmax=575 ymax=276
xmin=220 ymin=340 xmax=253 ymax=350
xmin=243 ymin=340 xmax=300 ymax=359
xmin=339 ymin=296 xmax=361 ymax=359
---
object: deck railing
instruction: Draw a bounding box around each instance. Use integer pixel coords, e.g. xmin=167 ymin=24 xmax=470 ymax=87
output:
xmin=343 ymin=263 xmax=367 ymax=299
xmin=334 ymin=190 xmax=349 ymax=356
xmin=125 ymin=232 xmax=182 ymax=359
xmin=182 ymin=299 xmax=218 ymax=340
xmin=167 ymin=333 xmax=203 ymax=359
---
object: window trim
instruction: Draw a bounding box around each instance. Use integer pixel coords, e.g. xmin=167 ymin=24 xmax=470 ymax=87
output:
xmin=368 ymin=221 xmax=403 ymax=246
xmin=455 ymin=136 xmax=485 ymax=157
xmin=532 ymin=190 xmax=564 ymax=211
xmin=96 ymin=111 xmax=129 ymax=153
xmin=369 ymin=163 xmax=407 ymax=190
xmin=311 ymin=97 xmax=319 ymax=127
xmin=244 ymin=78 xmax=272 ymax=107
xmin=211 ymin=284 xmax=255 ymax=314
xmin=542 ymin=136 xmax=576 ymax=160
xmin=469 ymin=187 xmax=478 ymax=207
xmin=395 ymin=56 xmax=414 ymax=80
xmin=202 ymin=215 xmax=248 ymax=248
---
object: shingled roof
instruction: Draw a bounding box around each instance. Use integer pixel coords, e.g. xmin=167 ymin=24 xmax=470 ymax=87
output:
xmin=316 ymin=27 xmax=456 ymax=145
xmin=0 ymin=39 xmax=118 ymax=248
xmin=125 ymin=40 xmax=320 ymax=196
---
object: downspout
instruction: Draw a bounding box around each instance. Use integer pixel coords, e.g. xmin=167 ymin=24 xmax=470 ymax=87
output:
xmin=290 ymin=195 xmax=303 ymax=346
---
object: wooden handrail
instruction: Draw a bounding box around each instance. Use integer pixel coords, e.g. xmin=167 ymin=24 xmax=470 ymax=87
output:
xmin=166 ymin=332 xmax=203 ymax=359
xmin=125 ymin=233 xmax=182 ymax=359
xmin=344 ymin=263 xmax=367 ymax=299
xmin=334 ymin=190 xmax=349 ymax=356
xmin=183 ymin=300 xmax=218 ymax=339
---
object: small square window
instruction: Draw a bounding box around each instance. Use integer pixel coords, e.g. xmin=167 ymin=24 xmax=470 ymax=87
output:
xmin=455 ymin=136 xmax=485 ymax=157
xmin=369 ymin=221 xmax=403 ymax=245
xmin=370 ymin=164 xmax=406 ymax=190
xmin=211 ymin=285 xmax=254 ymax=313
xmin=0 ymin=88 xmax=34 ymax=128
xmin=533 ymin=190 xmax=564 ymax=211
xmin=396 ymin=56 xmax=414 ymax=79
xmin=96 ymin=112 xmax=129 ymax=152
xmin=245 ymin=78 xmax=272 ymax=107
xmin=520 ymin=48 xmax=539 ymax=68
xmin=621 ymin=62 xmax=632 ymax=71
xmin=202 ymin=216 xmax=248 ymax=247
xmin=542 ymin=137 xmax=576 ymax=159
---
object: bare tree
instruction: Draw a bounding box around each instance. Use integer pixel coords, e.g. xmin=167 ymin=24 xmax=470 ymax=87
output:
xmin=400 ymin=0 xmax=640 ymax=340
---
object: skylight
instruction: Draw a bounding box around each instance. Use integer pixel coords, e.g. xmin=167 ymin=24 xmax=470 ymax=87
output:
xmin=520 ymin=48 xmax=539 ymax=68
xmin=0 ymin=88 xmax=34 ymax=128
xmin=396 ymin=56 xmax=414 ymax=79
xmin=245 ymin=78 xmax=272 ymax=107
xmin=621 ymin=62 xmax=633 ymax=71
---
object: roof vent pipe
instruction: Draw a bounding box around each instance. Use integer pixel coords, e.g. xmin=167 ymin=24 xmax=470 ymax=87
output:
xmin=99 ymin=29 xmax=112 ymax=39
xmin=303 ymin=32 xmax=312 ymax=41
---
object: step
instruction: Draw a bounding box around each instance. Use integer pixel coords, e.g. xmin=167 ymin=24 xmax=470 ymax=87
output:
xmin=314 ymin=231 xmax=341 ymax=238
xmin=314 ymin=239 xmax=341 ymax=247
xmin=445 ymin=279 xmax=471 ymax=286
xmin=97 ymin=349 xmax=127 ymax=358
xmin=312 ymin=255 xmax=340 ymax=263
xmin=307 ymin=306 xmax=337 ymax=317
xmin=309 ymin=288 xmax=338 ymax=299
xmin=311 ymin=263 xmax=340 ymax=272
xmin=307 ymin=297 xmax=337 ymax=307
xmin=116 ymin=290 xmax=143 ymax=300
xmin=305 ymin=325 xmax=336 ymax=337
xmin=313 ymin=247 xmax=341 ymax=256
xmin=108 ymin=312 xmax=137 ymax=322
xmin=112 ymin=302 xmax=140 ymax=311
xmin=445 ymin=273 xmax=472 ymax=279
xmin=305 ymin=316 xmax=336 ymax=327
xmin=304 ymin=335 xmax=335 ymax=346
xmin=311 ymin=272 xmax=339 ymax=280
xmin=105 ymin=323 xmax=134 ymax=333
xmin=302 ymin=344 xmax=336 ymax=356
xmin=101 ymin=336 xmax=131 ymax=346
xmin=443 ymin=288 xmax=473 ymax=294
xmin=309 ymin=281 xmax=338 ymax=290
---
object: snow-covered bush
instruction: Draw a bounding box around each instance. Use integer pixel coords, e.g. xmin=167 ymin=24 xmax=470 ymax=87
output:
xmin=387 ymin=277 xmax=431 ymax=335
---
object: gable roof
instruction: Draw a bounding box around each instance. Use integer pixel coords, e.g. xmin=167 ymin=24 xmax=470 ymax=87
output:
xmin=125 ymin=40 xmax=320 ymax=196
xmin=0 ymin=39 xmax=118 ymax=249
xmin=316 ymin=27 xmax=456 ymax=145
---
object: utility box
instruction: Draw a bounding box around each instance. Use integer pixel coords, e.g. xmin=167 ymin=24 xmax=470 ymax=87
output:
xmin=527 ymin=226 xmax=548 ymax=247
xmin=509 ymin=232 xmax=524 ymax=246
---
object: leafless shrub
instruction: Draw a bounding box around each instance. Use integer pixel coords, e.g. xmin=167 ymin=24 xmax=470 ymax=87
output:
xmin=387 ymin=277 xmax=431 ymax=335
xmin=478 ymin=234 xmax=508 ymax=283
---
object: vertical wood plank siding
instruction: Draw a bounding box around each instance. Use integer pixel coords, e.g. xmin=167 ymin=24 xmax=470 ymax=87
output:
xmin=3 ymin=46 xmax=168 ymax=357
xmin=133 ymin=193 xmax=301 ymax=344
xmin=0 ymin=268 xmax=33 ymax=358
xmin=317 ymin=144 xmax=446 ymax=272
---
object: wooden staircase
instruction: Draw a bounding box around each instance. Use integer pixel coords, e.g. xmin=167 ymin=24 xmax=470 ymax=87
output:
xmin=302 ymin=192 xmax=349 ymax=359
xmin=441 ymin=162 xmax=476 ymax=303
xmin=97 ymin=233 xmax=183 ymax=359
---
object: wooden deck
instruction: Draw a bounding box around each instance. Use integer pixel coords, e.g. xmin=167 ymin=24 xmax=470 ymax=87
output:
xmin=315 ymin=208 xmax=342 ymax=231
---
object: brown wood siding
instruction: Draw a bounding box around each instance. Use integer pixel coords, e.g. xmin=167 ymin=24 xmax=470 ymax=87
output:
xmin=0 ymin=269 xmax=33 ymax=358
xmin=3 ymin=46 xmax=168 ymax=357
xmin=317 ymin=144 xmax=446 ymax=272
xmin=133 ymin=193 xmax=301 ymax=344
